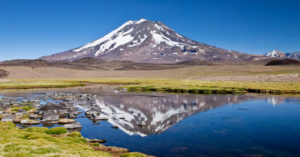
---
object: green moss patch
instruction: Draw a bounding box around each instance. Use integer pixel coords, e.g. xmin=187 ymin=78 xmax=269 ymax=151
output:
xmin=121 ymin=152 xmax=146 ymax=157
xmin=11 ymin=106 xmax=33 ymax=111
xmin=0 ymin=122 xmax=112 ymax=157
xmin=90 ymin=143 xmax=100 ymax=146
xmin=44 ymin=127 xmax=68 ymax=135
xmin=67 ymin=131 xmax=82 ymax=138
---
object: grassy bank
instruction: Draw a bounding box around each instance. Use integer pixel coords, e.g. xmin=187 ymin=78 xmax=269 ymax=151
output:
xmin=0 ymin=79 xmax=86 ymax=89
xmin=1 ymin=78 xmax=300 ymax=94
xmin=0 ymin=122 xmax=149 ymax=157
xmin=0 ymin=122 xmax=111 ymax=157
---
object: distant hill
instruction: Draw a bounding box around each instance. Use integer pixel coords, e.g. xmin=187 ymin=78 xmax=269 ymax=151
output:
xmin=1 ymin=57 xmax=210 ymax=71
xmin=265 ymin=58 xmax=300 ymax=66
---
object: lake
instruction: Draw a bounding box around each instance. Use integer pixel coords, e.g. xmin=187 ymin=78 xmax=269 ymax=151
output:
xmin=1 ymin=87 xmax=300 ymax=157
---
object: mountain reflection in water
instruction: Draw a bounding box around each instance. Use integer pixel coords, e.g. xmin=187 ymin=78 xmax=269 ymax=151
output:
xmin=73 ymin=92 xmax=293 ymax=137
xmin=1 ymin=89 xmax=300 ymax=157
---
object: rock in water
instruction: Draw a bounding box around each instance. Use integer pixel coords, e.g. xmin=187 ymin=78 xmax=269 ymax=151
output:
xmin=88 ymin=139 xmax=107 ymax=143
xmin=85 ymin=108 xmax=101 ymax=115
xmin=28 ymin=120 xmax=40 ymax=125
xmin=58 ymin=119 xmax=75 ymax=124
xmin=95 ymin=115 xmax=109 ymax=120
xmin=64 ymin=121 xmax=82 ymax=129
xmin=36 ymin=102 xmax=68 ymax=115
xmin=21 ymin=119 xmax=28 ymax=124
xmin=42 ymin=112 xmax=59 ymax=121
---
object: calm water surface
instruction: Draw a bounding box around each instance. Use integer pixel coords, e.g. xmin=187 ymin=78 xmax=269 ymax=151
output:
xmin=1 ymin=87 xmax=300 ymax=157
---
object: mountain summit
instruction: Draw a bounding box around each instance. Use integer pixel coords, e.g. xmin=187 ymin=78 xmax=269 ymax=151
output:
xmin=264 ymin=50 xmax=300 ymax=59
xmin=264 ymin=50 xmax=286 ymax=58
xmin=40 ymin=19 xmax=254 ymax=63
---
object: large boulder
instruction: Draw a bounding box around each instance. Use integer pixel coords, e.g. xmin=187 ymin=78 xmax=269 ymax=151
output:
xmin=15 ymin=112 xmax=23 ymax=116
xmin=21 ymin=119 xmax=28 ymax=124
xmin=42 ymin=112 xmax=59 ymax=121
xmin=95 ymin=115 xmax=109 ymax=120
xmin=85 ymin=108 xmax=101 ymax=115
xmin=64 ymin=121 xmax=82 ymax=129
xmin=1 ymin=115 xmax=16 ymax=122
xmin=29 ymin=114 xmax=38 ymax=119
xmin=0 ymin=100 xmax=10 ymax=110
xmin=28 ymin=120 xmax=40 ymax=125
xmin=21 ymin=100 xmax=29 ymax=103
xmin=36 ymin=102 xmax=68 ymax=115
xmin=28 ymin=99 xmax=41 ymax=104
xmin=13 ymin=118 xmax=22 ymax=123
xmin=68 ymin=113 xmax=76 ymax=119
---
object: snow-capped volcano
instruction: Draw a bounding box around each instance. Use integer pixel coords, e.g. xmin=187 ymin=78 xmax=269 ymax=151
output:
xmin=264 ymin=50 xmax=286 ymax=58
xmin=40 ymin=18 xmax=254 ymax=63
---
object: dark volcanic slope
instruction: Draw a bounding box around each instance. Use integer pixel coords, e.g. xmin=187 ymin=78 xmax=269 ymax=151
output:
xmin=40 ymin=19 xmax=261 ymax=63
xmin=265 ymin=58 xmax=300 ymax=66
xmin=1 ymin=57 xmax=209 ymax=71
xmin=0 ymin=59 xmax=106 ymax=70
xmin=176 ymin=60 xmax=213 ymax=65
xmin=0 ymin=69 xmax=8 ymax=78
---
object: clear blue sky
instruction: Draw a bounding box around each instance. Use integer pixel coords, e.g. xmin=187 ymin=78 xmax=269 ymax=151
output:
xmin=1 ymin=0 xmax=299 ymax=61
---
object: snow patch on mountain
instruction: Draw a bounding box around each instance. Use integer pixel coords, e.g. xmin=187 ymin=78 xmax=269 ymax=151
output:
xmin=151 ymin=30 xmax=185 ymax=49
xmin=94 ymin=28 xmax=134 ymax=56
xmin=265 ymin=50 xmax=285 ymax=58
xmin=73 ymin=21 xmax=134 ymax=52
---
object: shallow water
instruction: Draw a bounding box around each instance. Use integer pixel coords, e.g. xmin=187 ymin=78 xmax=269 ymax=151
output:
xmin=1 ymin=87 xmax=300 ymax=157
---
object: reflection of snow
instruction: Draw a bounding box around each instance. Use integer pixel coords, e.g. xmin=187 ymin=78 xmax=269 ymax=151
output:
xmin=266 ymin=96 xmax=284 ymax=106
xmin=76 ymin=96 xmax=210 ymax=137
xmin=74 ymin=95 xmax=262 ymax=137
xmin=267 ymin=97 xmax=278 ymax=106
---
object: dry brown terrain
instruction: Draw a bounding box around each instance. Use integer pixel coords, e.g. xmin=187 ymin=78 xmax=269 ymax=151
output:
xmin=1 ymin=62 xmax=299 ymax=82
xmin=0 ymin=69 xmax=8 ymax=78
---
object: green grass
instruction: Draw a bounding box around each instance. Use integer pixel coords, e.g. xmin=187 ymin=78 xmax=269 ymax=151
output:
xmin=67 ymin=132 xmax=82 ymax=138
xmin=90 ymin=143 xmax=100 ymax=147
xmin=0 ymin=79 xmax=86 ymax=89
xmin=0 ymin=122 xmax=150 ymax=157
xmin=44 ymin=127 xmax=68 ymax=135
xmin=11 ymin=106 xmax=33 ymax=111
xmin=22 ymin=115 xmax=29 ymax=119
xmin=0 ymin=122 xmax=112 ymax=157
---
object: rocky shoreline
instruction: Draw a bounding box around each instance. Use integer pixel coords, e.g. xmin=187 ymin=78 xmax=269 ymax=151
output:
xmin=0 ymin=91 xmax=153 ymax=157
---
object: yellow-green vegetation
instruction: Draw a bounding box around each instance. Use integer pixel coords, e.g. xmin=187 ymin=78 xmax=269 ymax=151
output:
xmin=90 ymin=143 xmax=100 ymax=147
xmin=44 ymin=127 xmax=68 ymax=135
xmin=11 ymin=106 xmax=33 ymax=111
xmin=0 ymin=79 xmax=85 ymax=89
xmin=61 ymin=78 xmax=300 ymax=93
xmin=1 ymin=78 xmax=300 ymax=93
xmin=67 ymin=131 xmax=82 ymax=138
xmin=0 ymin=122 xmax=112 ymax=157
xmin=14 ymin=103 xmax=34 ymax=107
xmin=22 ymin=115 xmax=29 ymax=119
